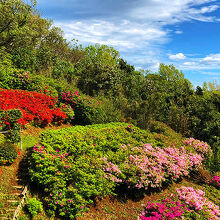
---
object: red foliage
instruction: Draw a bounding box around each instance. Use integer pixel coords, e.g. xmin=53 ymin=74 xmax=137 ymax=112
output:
xmin=0 ymin=89 xmax=67 ymax=126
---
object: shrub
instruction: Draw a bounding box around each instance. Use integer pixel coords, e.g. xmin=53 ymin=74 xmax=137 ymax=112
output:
xmin=26 ymin=198 xmax=43 ymax=218
xmin=0 ymin=142 xmax=19 ymax=165
xmin=60 ymin=91 xmax=99 ymax=125
xmin=210 ymin=176 xmax=220 ymax=189
xmin=139 ymin=196 xmax=189 ymax=219
xmin=59 ymin=103 xmax=75 ymax=123
xmin=29 ymin=123 xmax=207 ymax=218
xmin=184 ymin=138 xmax=212 ymax=158
xmin=177 ymin=187 xmax=220 ymax=219
xmin=103 ymin=144 xmax=203 ymax=190
xmin=0 ymin=133 xmax=5 ymax=144
xmin=0 ymin=89 xmax=67 ymax=127
xmin=0 ymin=109 xmax=23 ymax=143
xmin=139 ymin=187 xmax=220 ymax=219
xmin=148 ymin=121 xmax=185 ymax=150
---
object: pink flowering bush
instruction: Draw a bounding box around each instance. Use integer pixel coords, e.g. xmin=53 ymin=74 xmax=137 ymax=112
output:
xmin=139 ymin=187 xmax=220 ymax=220
xmin=60 ymin=90 xmax=98 ymax=125
xmin=177 ymin=186 xmax=220 ymax=219
xmin=139 ymin=197 xmax=190 ymax=220
xmin=210 ymin=176 xmax=220 ymax=189
xmin=102 ymin=144 xmax=203 ymax=190
xmin=184 ymin=138 xmax=212 ymax=158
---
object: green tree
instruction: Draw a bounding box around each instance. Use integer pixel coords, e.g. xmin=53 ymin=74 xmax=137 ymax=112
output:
xmin=76 ymin=44 xmax=121 ymax=96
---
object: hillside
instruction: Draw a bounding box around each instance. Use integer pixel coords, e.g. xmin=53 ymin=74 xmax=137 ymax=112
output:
xmin=0 ymin=0 xmax=219 ymax=219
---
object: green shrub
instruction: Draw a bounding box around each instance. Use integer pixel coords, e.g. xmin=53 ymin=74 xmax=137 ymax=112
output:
xmin=59 ymin=103 xmax=75 ymax=123
xmin=29 ymin=123 xmax=154 ymax=218
xmin=0 ymin=142 xmax=19 ymax=165
xmin=0 ymin=109 xmax=22 ymax=143
xmin=92 ymin=97 xmax=124 ymax=124
xmin=0 ymin=133 xmax=5 ymax=144
xmin=39 ymin=123 xmax=152 ymax=155
xmin=26 ymin=198 xmax=43 ymax=218
xmin=29 ymin=123 xmax=208 ymax=219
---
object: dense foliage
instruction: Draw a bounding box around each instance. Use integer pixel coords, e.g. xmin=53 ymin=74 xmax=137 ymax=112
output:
xmin=139 ymin=187 xmax=220 ymax=219
xmin=0 ymin=142 xmax=19 ymax=165
xmin=0 ymin=0 xmax=219 ymax=151
xmin=29 ymin=123 xmax=212 ymax=218
xmin=26 ymin=198 xmax=43 ymax=218
xmin=0 ymin=109 xmax=22 ymax=142
xmin=0 ymin=89 xmax=67 ymax=127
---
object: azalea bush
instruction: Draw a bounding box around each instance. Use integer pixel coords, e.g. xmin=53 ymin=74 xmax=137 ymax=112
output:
xmin=210 ymin=176 xmax=220 ymax=189
xmin=0 ymin=142 xmax=20 ymax=165
xmin=177 ymin=187 xmax=220 ymax=219
xmin=29 ymin=145 xmax=115 ymax=218
xmin=102 ymin=144 xmax=203 ymax=190
xmin=184 ymin=137 xmax=213 ymax=169
xmin=0 ymin=109 xmax=22 ymax=142
xmin=59 ymin=103 xmax=75 ymax=123
xmin=29 ymin=123 xmax=208 ymax=218
xmin=139 ymin=187 xmax=220 ymax=219
xmin=0 ymin=89 xmax=67 ymax=127
xmin=60 ymin=91 xmax=98 ymax=125
xmin=139 ymin=197 xmax=190 ymax=219
xmin=184 ymin=138 xmax=212 ymax=157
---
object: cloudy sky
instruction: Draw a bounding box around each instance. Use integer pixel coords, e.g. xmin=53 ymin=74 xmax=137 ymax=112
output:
xmin=36 ymin=0 xmax=220 ymax=86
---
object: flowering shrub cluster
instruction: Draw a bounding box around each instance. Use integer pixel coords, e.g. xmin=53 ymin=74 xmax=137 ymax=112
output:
xmin=29 ymin=123 xmax=209 ymax=218
xmin=139 ymin=187 xmax=220 ymax=219
xmin=184 ymin=137 xmax=212 ymax=157
xmin=0 ymin=89 xmax=67 ymax=126
xmin=210 ymin=176 xmax=220 ymax=189
xmin=29 ymin=144 xmax=115 ymax=219
xmin=59 ymin=103 xmax=75 ymax=122
xmin=102 ymin=144 xmax=203 ymax=190
xmin=177 ymin=186 xmax=220 ymax=219
xmin=139 ymin=197 xmax=190 ymax=219
xmin=60 ymin=91 xmax=98 ymax=125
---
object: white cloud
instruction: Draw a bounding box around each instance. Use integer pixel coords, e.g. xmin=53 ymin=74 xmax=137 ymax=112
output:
xmin=169 ymin=53 xmax=186 ymax=60
xmin=175 ymin=30 xmax=183 ymax=34
xmin=179 ymin=54 xmax=220 ymax=74
xmin=56 ymin=20 xmax=168 ymax=52
xmin=201 ymin=54 xmax=220 ymax=64
xmin=50 ymin=0 xmax=220 ymax=75
xmin=54 ymin=0 xmax=220 ymax=53
xmin=130 ymin=0 xmax=219 ymax=23
xmin=183 ymin=61 xmax=196 ymax=66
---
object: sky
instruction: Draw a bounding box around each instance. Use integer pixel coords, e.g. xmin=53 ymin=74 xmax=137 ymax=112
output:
xmin=35 ymin=0 xmax=220 ymax=86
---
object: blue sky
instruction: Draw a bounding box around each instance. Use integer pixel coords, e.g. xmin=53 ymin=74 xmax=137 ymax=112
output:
xmin=36 ymin=0 xmax=220 ymax=86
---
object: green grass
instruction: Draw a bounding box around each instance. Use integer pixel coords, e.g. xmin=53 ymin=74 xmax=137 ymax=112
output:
xmin=18 ymin=134 xmax=39 ymax=150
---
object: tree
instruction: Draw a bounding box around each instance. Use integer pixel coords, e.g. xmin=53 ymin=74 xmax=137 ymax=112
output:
xmin=0 ymin=0 xmax=36 ymax=49
xmin=76 ymin=44 xmax=121 ymax=96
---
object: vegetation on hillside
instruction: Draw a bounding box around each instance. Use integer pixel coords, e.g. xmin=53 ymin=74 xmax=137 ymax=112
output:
xmin=0 ymin=0 xmax=219 ymax=219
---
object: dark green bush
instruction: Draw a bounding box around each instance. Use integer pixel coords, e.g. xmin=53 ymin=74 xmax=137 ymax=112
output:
xmin=0 ymin=109 xmax=22 ymax=143
xmin=0 ymin=142 xmax=19 ymax=165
